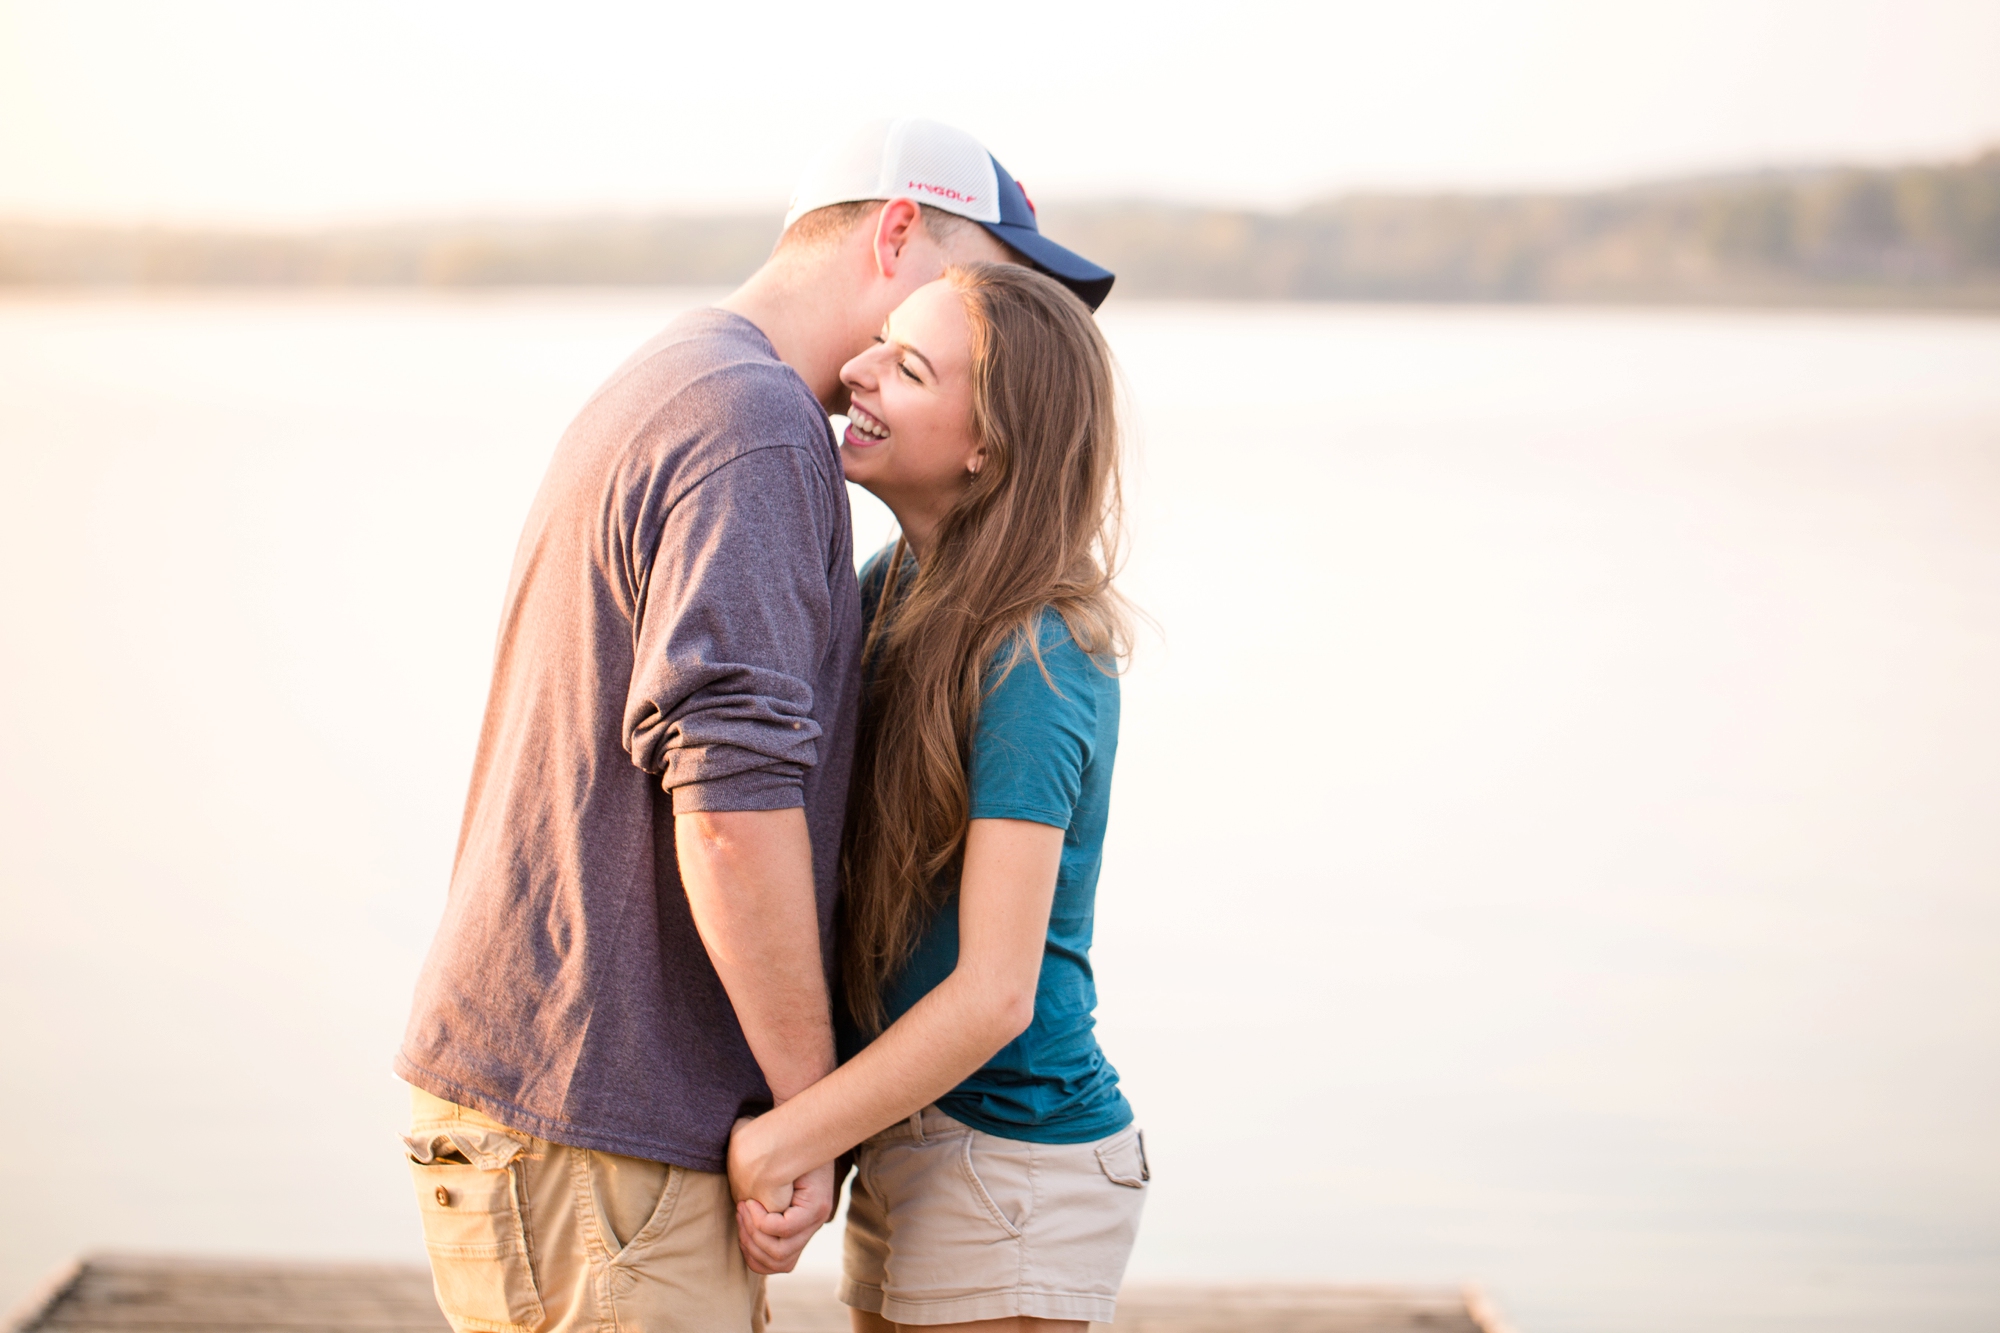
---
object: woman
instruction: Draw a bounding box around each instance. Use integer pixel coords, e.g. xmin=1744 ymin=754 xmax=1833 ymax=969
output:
xmin=726 ymin=262 xmax=1145 ymax=1333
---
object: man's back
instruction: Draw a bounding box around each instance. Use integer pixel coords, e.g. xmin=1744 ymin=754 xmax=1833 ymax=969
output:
xmin=398 ymin=307 xmax=863 ymax=1170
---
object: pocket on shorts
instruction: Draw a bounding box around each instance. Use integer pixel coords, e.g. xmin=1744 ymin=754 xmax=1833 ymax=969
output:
xmin=957 ymin=1135 xmax=1025 ymax=1238
xmin=407 ymin=1129 xmax=545 ymax=1332
xmin=1094 ymin=1128 xmax=1149 ymax=1189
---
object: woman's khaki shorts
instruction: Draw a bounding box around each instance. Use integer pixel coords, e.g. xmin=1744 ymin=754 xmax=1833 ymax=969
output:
xmin=840 ymin=1106 xmax=1149 ymax=1326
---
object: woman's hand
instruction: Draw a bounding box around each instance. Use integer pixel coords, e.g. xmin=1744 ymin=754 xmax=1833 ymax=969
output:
xmin=715 ymin=820 xmax=1064 ymax=1272
xmin=715 ymin=819 xmax=1061 ymax=1196
xmin=727 ymin=1116 xmax=835 ymax=1275
xmin=726 ymin=1115 xmax=795 ymax=1213
xmin=736 ymin=1161 xmax=836 ymax=1275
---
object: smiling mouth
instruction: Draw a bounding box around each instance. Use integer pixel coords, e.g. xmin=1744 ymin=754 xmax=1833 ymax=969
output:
xmin=846 ymin=403 xmax=890 ymax=444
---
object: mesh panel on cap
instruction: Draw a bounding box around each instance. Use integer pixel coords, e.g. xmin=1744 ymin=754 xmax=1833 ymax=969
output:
xmin=883 ymin=119 xmax=1001 ymax=224
xmin=784 ymin=117 xmax=1004 ymax=228
xmin=784 ymin=118 xmax=894 ymax=227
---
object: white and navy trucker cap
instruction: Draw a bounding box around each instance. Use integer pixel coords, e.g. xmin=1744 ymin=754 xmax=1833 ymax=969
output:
xmin=784 ymin=117 xmax=1114 ymax=311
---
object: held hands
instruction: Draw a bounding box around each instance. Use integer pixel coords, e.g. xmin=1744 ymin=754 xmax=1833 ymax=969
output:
xmin=727 ymin=1116 xmax=834 ymax=1275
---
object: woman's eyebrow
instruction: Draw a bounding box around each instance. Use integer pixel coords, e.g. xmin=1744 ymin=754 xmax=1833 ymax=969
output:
xmin=893 ymin=341 xmax=938 ymax=379
xmin=881 ymin=317 xmax=937 ymax=379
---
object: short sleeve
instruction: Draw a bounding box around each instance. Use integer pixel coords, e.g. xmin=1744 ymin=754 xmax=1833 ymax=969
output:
xmin=967 ymin=613 xmax=1100 ymax=830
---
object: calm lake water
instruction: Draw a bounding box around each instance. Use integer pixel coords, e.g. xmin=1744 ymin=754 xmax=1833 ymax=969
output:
xmin=2 ymin=293 xmax=1996 ymax=1333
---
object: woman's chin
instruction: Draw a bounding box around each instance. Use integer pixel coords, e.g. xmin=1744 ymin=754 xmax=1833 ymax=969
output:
xmin=839 ymin=448 xmax=881 ymax=488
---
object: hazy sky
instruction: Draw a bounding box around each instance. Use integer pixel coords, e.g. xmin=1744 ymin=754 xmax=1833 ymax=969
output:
xmin=3 ymin=0 xmax=1997 ymax=223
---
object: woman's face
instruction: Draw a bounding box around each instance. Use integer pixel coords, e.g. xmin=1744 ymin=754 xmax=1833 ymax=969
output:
xmin=838 ymin=279 xmax=983 ymax=535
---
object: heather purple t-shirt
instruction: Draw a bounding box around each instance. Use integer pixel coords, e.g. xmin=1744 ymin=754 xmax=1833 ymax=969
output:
xmin=396 ymin=309 xmax=862 ymax=1171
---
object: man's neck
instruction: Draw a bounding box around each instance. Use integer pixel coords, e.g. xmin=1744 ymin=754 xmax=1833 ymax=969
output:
xmin=717 ymin=263 xmax=862 ymax=410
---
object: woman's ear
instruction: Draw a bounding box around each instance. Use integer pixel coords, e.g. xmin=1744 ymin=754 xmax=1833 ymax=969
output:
xmin=967 ymin=448 xmax=986 ymax=477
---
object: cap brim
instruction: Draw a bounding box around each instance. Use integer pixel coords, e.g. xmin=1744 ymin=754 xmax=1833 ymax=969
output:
xmin=980 ymin=223 xmax=1115 ymax=311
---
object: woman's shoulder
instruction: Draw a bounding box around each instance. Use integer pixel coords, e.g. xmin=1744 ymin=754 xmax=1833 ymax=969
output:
xmin=991 ymin=608 xmax=1116 ymax=700
xmin=973 ymin=610 xmax=1116 ymax=769
xmin=858 ymin=543 xmax=895 ymax=588
xmin=857 ymin=543 xmax=908 ymax=618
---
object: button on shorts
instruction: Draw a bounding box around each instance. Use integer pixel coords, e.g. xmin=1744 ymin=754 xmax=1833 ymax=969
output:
xmin=839 ymin=1106 xmax=1149 ymax=1326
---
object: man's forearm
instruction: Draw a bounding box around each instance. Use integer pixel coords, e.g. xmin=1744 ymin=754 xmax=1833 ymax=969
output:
xmin=730 ymin=819 xmax=1060 ymax=1194
xmin=676 ymin=806 xmax=834 ymax=1103
xmin=735 ymin=965 xmax=1023 ymax=1191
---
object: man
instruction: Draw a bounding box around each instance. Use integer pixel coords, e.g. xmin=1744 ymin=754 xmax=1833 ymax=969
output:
xmin=395 ymin=117 xmax=1115 ymax=1333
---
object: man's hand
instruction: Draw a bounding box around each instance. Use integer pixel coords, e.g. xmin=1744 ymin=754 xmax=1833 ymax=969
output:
xmin=734 ymin=1161 xmax=835 ymax=1275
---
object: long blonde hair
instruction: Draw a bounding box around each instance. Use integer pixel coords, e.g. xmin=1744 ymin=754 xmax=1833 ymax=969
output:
xmin=840 ymin=262 xmax=1130 ymax=1033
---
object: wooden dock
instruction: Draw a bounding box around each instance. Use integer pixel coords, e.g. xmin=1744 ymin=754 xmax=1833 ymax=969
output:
xmin=7 ymin=1256 xmax=1511 ymax=1333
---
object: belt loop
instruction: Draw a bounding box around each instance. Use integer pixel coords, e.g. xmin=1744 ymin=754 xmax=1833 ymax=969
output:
xmin=908 ymin=1109 xmax=926 ymax=1145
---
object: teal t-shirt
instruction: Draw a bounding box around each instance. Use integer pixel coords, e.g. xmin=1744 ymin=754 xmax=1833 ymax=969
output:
xmin=844 ymin=550 xmax=1132 ymax=1144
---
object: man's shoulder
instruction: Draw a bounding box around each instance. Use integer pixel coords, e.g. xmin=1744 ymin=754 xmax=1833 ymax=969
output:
xmin=596 ymin=308 xmax=827 ymax=453
xmin=536 ymin=308 xmax=838 ymax=547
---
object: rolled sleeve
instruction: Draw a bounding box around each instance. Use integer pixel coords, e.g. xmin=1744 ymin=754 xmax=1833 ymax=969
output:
xmin=622 ymin=444 xmax=836 ymax=813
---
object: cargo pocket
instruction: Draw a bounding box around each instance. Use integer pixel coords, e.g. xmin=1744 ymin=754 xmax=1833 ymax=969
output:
xmin=1094 ymin=1128 xmax=1149 ymax=1189
xmin=407 ymin=1127 xmax=544 ymax=1333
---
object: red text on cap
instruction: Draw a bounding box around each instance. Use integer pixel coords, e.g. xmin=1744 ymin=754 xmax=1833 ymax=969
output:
xmin=907 ymin=180 xmax=977 ymax=204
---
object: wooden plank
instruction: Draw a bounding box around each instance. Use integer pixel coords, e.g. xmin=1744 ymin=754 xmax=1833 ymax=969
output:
xmin=15 ymin=1257 xmax=1509 ymax=1333
xmin=3 ymin=1260 xmax=84 ymax=1333
xmin=770 ymin=1274 xmax=1496 ymax=1333
xmin=1092 ymin=1284 xmax=1484 ymax=1333
xmin=14 ymin=1258 xmax=448 ymax=1333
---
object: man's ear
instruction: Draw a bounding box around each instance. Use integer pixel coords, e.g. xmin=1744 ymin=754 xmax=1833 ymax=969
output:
xmin=871 ymin=199 xmax=925 ymax=280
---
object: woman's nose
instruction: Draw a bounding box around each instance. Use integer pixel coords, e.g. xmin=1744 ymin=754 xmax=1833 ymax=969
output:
xmin=840 ymin=350 xmax=879 ymax=393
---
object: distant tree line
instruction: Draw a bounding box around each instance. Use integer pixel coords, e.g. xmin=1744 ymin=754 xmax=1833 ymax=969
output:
xmin=1040 ymin=148 xmax=2000 ymax=306
xmin=4 ymin=148 xmax=1996 ymax=307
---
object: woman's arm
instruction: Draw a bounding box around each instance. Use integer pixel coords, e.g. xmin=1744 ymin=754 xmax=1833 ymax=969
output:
xmin=727 ymin=816 xmax=1065 ymax=1208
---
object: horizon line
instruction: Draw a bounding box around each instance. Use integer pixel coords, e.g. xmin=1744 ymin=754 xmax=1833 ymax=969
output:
xmin=4 ymin=143 xmax=1993 ymax=236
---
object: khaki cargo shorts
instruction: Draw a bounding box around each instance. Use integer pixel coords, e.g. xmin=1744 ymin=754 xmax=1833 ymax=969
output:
xmin=402 ymin=1085 xmax=764 ymax=1333
xmin=840 ymin=1106 xmax=1149 ymax=1326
